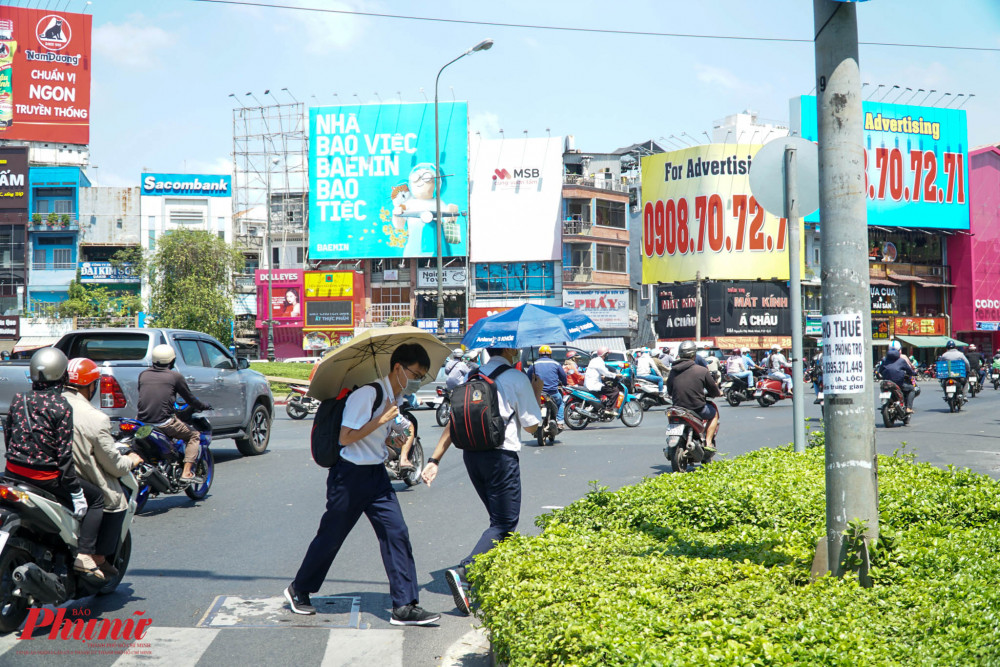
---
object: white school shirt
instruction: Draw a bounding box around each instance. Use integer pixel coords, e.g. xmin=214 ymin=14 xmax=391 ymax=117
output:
xmin=339 ymin=377 xmax=401 ymax=465
xmin=475 ymin=357 xmax=541 ymax=453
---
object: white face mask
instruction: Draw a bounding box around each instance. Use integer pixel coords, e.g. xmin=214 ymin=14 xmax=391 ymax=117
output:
xmin=397 ymin=367 xmax=423 ymax=395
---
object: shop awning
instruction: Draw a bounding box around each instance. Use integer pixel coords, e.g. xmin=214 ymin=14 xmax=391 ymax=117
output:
xmin=415 ymin=289 xmax=464 ymax=297
xmin=572 ymin=336 xmax=627 ymax=353
xmin=12 ymin=336 xmax=60 ymax=353
xmin=869 ymin=277 xmax=899 ymax=286
xmin=234 ymin=294 xmax=257 ymax=316
xmin=887 ymin=273 xmax=925 ymax=282
xmin=895 ymin=335 xmax=967 ymax=349
xmin=917 ymin=281 xmax=955 ymax=288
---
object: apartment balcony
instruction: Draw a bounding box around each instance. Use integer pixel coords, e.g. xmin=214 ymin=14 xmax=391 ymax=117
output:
xmin=563 ymin=174 xmax=629 ymax=193
xmin=29 ymin=216 xmax=80 ymax=232
xmin=562 ymin=265 xmax=593 ymax=284
xmin=562 ymin=218 xmax=593 ymax=236
xmin=234 ymin=273 xmax=256 ymax=292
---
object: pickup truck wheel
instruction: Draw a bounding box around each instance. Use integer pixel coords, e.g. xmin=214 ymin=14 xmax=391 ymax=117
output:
xmin=235 ymin=404 xmax=271 ymax=456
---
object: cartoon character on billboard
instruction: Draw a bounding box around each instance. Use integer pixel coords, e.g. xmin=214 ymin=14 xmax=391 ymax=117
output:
xmin=389 ymin=163 xmax=461 ymax=255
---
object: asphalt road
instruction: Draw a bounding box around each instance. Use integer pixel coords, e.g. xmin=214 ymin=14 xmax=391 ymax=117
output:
xmin=1 ymin=378 xmax=998 ymax=666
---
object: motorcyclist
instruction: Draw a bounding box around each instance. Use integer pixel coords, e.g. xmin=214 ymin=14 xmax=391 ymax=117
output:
xmin=64 ymin=358 xmax=144 ymax=578
xmin=667 ymin=340 xmax=722 ymax=451
xmin=767 ymin=344 xmax=793 ymax=394
xmin=810 ymin=351 xmax=824 ymax=403
xmin=527 ymin=345 xmax=568 ymax=427
xmin=877 ymin=341 xmax=916 ymax=414
xmin=137 ymin=344 xmax=212 ymax=484
xmin=444 ymin=353 xmax=473 ymax=391
xmin=741 ymin=347 xmax=759 ymax=371
xmin=966 ymin=344 xmax=986 ymax=387
xmin=992 ymin=353 xmax=1000 ymax=376
xmin=444 ymin=348 xmax=464 ymax=374
xmin=635 ymin=348 xmax=665 ymax=393
xmin=584 ymin=346 xmax=619 ymax=409
xmin=650 ymin=348 xmax=671 ymax=377
xmin=2 ymin=348 xmax=107 ymax=579
xmin=724 ymin=348 xmax=754 ymax=391
xmin=937 ymin=340 xmax=971 ymax=398
xmin=563 ymin=351 xmax=585 ymax=386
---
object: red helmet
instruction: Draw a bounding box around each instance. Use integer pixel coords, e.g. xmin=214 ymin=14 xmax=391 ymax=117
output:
xmin=67 ymin=358 xmax=100 ymax=387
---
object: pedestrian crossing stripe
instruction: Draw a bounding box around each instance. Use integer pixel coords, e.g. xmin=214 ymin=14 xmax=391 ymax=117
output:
xmin=198 ymin=595 xmax=362 ymax=629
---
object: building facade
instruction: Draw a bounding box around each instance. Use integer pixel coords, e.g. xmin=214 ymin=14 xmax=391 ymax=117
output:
xmin=26 ymin=165 xmax=90 ymax=307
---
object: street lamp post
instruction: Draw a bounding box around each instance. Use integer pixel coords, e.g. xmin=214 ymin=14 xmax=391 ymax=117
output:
xmin=265 ymin=157 xmax=280 ymax=362
xmin=434 ymin=38 xmax=493 ymax=337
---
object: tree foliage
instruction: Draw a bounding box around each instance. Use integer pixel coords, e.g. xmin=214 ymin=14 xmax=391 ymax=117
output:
xmin=37 ymin=279 xmax=142 ymax=319
xmin=148 ymin=230 xmax=243 ymax=344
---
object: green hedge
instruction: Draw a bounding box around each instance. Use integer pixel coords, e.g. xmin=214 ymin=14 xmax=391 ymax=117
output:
xmin=472 ymin=446 xmax=1000 ymax=665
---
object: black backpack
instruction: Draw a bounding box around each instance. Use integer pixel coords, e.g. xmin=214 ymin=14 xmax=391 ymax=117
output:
xmin=449 ymin=366 xmax=515 ymax=451
xmin=311 ymin=382 xmax=383 ymax=467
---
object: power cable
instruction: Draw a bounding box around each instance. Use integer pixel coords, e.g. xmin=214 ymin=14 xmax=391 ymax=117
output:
xmin=186 ymin=0 xmax=1000 ymax=53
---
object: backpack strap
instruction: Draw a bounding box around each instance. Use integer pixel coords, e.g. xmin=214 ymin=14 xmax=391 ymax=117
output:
xmin=484 ymin=365 xmax=518 ymax=425
xmin=366 ymin=382 xmax=384 ymax=420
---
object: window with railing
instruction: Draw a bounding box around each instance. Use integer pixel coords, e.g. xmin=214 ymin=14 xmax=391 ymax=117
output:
xmin=474 ymin=262 xmax=555 ymax=297
xmin=596 ymin=244 xmax=627 ymax=273
xmin=563 ymin=243 xmax=592 ymax=270
xmin=564 ymin=199 xmax=591 ymax=223
xmin=595 ymin=200 xmax=626 ymax=229
xmin=370 ymin=287 xmax=412 ymax=323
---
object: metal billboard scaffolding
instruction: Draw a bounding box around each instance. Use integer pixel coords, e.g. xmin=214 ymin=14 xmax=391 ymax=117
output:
xmin=231 ymin=100 xmax=309 ymax=270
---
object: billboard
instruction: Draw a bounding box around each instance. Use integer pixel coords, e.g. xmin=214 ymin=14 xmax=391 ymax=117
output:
xmin=308 ymin=102 xmax=469 ymax=260
xmin=468 ymin=136 xmax=563 ymax=262
xmin=796 ymin=96 xmax=969 ymax=230
xmin=654 ymin=283 xmax=698 ymax=340
xmin=303 ymin=271 xmax=353 ymax=298
xmin=641 ymin=145 xmax=801 ymax=284
xmin=562 ymin=289 xmax=629 ymax=329
xmin=0 ymin=145 xmax=27 ymax=209
xmin=0 ymin=7 xmax=92 ymax=144
xmin=870 ymin=284 xmax=899 ymax=341
xmin=140 ymin=174 xmax=231 ymax=198
xmin=703 ymin=281 xmax=790 ymax=338
xmin=254 ymin=269 xmax=304 ymax=327
xmin=79 ymin=261 xmax=140 ymax=284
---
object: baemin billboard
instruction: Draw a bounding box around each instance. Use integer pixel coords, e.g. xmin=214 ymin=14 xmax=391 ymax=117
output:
xmin=0 ymin=6 xmax=92 ymax=144
xmin=641 ymin=145 xmax=803 ymax=284
xmin=308 ymin=102 xmax=469 ymax=260
xmin=796 ymin=96 xmax=969 ymax=230
xmin=469 ymin=136 xmax=563 ymax=263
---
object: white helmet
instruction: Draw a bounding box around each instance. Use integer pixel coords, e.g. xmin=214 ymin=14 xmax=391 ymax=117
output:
xmin=152 ymin=344 xmax=177 ymax=367
xmin=741 ymin=347 xmax=751 ymax=354
xmin=771 ymin=344 xmax=783 ymax=352
xmin=888 ymin=340 xmax=902 ymax=352
xmin=452 ymin=348 xmax=463 ymax=358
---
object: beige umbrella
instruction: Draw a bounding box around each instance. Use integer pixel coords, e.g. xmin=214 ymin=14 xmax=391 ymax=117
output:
xmin=307 ymin=326 xmax=453 ymax=401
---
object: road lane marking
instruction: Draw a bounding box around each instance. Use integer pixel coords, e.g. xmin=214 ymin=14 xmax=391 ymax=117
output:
xmin=321 ymin=628 xmax=403 ymax=666
xmin=113 ymin=626 xmax=219 ymax=666
xmin=966 ymin=450 xmax=1000 ymax=455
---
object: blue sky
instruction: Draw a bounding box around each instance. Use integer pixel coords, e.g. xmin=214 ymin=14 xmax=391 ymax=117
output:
xmin=64 ymin=0 xmax=1000 ymax=185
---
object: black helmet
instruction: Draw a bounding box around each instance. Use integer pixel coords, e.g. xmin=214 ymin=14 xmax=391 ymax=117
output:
xmin=29 ymin=347 xmax=68 ymax=385
xmin=946 ymin=340 xmax=957 ymax=350
xmin=678 ymin=340 xmax=697 ymax=359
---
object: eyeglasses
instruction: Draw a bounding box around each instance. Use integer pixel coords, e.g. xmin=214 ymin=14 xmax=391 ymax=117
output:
xmin=400 ymin=365 xmax=423 ymax=379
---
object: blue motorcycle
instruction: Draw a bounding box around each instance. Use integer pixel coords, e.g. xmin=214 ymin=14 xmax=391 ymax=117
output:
xmin=562 ymin=377 xmax=643 ymax=430
xmin=113 ymin=405 xmax=215 ymax=513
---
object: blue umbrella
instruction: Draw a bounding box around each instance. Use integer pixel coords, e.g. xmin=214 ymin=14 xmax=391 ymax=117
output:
xmin=461 ymin=304 xmax=601 ymax=349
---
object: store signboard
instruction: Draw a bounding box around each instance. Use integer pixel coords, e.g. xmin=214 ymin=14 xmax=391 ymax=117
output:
xmin=562 ymin=289 xmax=629 ymax=329
xmin=703 ymin=281 xmax=790 ymax=338
xmin=79 ymin=261 xmax=140 ymax=284
xmin=308 ymin=102 xmax=469 ymax=259
xmin=797 ymin=96 xmax=970 ymax=230
xmin=416 ymin=267 xmax=466 ymax=288
xmin=303 ymin=271 xmax=353 ymax=298
xmin=894 ymin=316 xmax=946 ymax=336
xmin=415 ymin=318 xmax=460 ymax=335
xmin=305 ymin=300 xmax=353 ymax=327
xmin=468 ymin=307 xmax=511 ymax=325
xmin=0 ymin=315 xmax=18 ymax=339
xmin=654 ymin=283 xmax=698 ymax=340
xmin=0 ymin=146 xmax=27 ymax=209
xmin=870 ymin=284 xmax=898 ymax=340
xmin=140 ymin=173 xmax=231 ymax=198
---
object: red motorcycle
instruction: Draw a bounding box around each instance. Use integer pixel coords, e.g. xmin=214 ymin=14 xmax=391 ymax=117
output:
xmin=753 ymin=365 xmax=793 ymax=407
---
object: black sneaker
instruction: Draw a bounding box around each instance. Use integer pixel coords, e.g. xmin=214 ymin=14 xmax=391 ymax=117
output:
xmin=390 ymin=604 xmax=440 ymax=626
xmin=284 ymin=583 xmax=316 ymax=615
xmin=446 ymin=568 xmax=471 ymax=616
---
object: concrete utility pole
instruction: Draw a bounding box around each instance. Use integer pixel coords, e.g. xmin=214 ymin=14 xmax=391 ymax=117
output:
xmin=813 ymin=0 xmax=879 ymax=577
xmin=785 ymin=147 xmax=807 ymax=455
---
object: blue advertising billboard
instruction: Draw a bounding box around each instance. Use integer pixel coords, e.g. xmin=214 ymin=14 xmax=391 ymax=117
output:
xmin=308 ymin=102 xmax=469 ymax=259
xmin=140 ymin=173 xmax=231 ymax=197
xmin=797 ymin=96 xmax=969 ymax=230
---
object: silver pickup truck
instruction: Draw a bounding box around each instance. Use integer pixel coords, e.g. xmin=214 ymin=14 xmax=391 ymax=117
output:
xmin=0 ymin=328 xmax=273 ymax=456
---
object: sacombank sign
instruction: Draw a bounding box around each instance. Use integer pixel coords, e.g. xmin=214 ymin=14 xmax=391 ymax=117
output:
xmin=141 ymin=174 xmax=232 ymax=198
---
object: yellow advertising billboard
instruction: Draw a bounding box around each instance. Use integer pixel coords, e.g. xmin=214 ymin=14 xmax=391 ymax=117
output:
xmin=303 ymin=272 xmax=353 ymax=298
xmin=641 ymin=144 xmax=802 ymax=283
